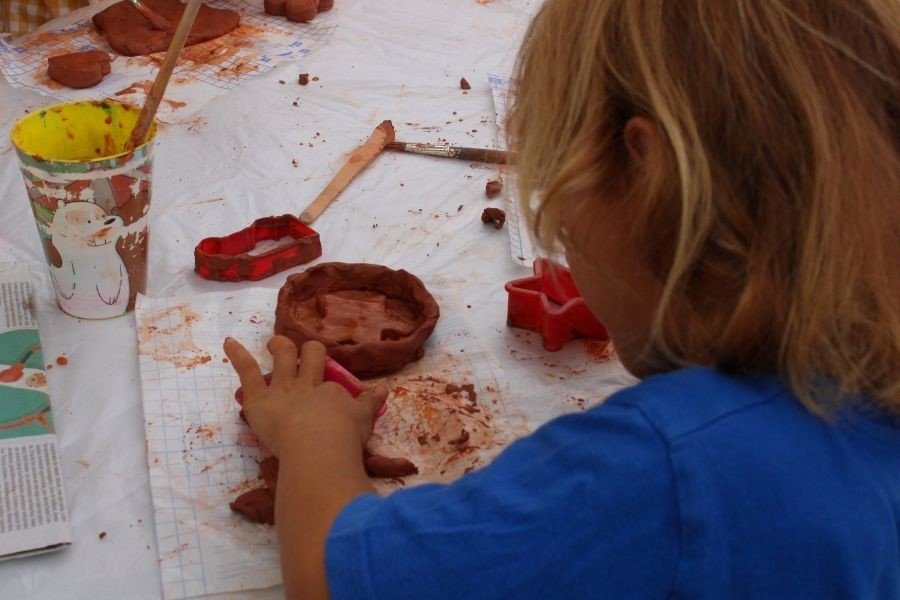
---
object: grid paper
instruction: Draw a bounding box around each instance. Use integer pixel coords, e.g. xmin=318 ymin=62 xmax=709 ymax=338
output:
xmin=488 ymin=73 xmax=538 ymax=267
xmin=135 ymin=283 xmax=527 ymax=599
xmin=0 ymin=0 xmax=336 ymax=121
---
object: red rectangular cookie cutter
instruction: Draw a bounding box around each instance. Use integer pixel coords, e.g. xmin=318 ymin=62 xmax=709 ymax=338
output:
xmin=194 ymin=214 xmax=322 ymax=282
xmin=505 ymin=258 xmax=609 ymax=351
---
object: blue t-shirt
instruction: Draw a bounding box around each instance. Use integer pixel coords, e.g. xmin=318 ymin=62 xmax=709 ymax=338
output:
xmin=326 ymin=367 xmax=900 ymax=599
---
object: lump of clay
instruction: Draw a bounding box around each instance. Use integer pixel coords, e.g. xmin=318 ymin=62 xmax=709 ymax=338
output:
xmin=266 ymin=0 xmax=333 ymax=20
xmin=286 ymin=0 xmax=317 ymax=21
xmin=231 ymin=450 xmax=416 ymax=525
xmin=481 ymin=207 xmax=506 ymax=230
xmin=264 ymin=0 xmax=286 ymax=16
xmin=460 ymin=77 xmax=471 ymax=90
xmin=275 ymin=263 xmax=440 ymax=378
xmin=47 ymin=50 xmax=111 ymax=89
xmin=363 ymin=450 xmax=419 ymax=478
xmin=485 ymin=179 xmax=503 ymax=198
xmin=230 ymin=488 xmax=275 ymax=525
xmin=93 ymin=0 xmax=240 ymax=57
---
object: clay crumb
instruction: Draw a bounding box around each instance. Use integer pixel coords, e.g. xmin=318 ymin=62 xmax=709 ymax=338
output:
xmin=98 ymin=531 xmax=107 ymax=540
xmin=278 ymin=80 xmax=285 ymax=84
xmin=485 ymin=179 xmax=502 ymax=198
xmin=481 ymin=207 xmax=506 ymax=230
xmin=298 ymin=73 xmax=309 ymax=85
xmin=312 ymin=76 xmax=320 ymax=81
xmin=56 ymin=355 xmax=69 ymax=366
xmin=460 ymin=77 xmax=471 ymax=90
xmin=457 ymin=204 xmax=464 ymax=212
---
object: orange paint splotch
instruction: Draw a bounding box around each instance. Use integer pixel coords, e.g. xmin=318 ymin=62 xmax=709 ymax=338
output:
xmin=55 ymin=355 xmax=68 ymax=366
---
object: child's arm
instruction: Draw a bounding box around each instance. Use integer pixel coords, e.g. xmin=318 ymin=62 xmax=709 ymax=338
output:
xmin=224 ymin=336 xmax=387 ymax=600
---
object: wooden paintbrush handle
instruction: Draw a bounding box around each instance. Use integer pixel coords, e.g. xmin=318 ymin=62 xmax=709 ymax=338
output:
xmin=126 ymin=0 xmax=202 ymax=150
xmin=455 ymin=147 xmax=509 ymax=164
xmin=299 ymin=121 xmax=395 ymax=224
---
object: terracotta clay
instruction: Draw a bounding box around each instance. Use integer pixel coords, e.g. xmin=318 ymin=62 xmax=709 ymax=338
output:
xmin=264 ymin=0 xmax=286 ymax=16
xmin=364 ymin=450 xmax=419 ymax=478
xmin=231 ymin=450 xmax=416 ymax=525
xmin=259 ymin=456 xmax=280 ymax=494
xmin=286 ymin=0 xmax=318 ymax=22
xmin=47 ymin=50 xmax=111 ymax=89
xmin=318 ymin=0 xmax=335 ymax=10
xmin=229 ymin=488 xmax=275 ymax=525
xmin=298 ymin=73 xmax=310 ymax=86
xmin=274 ymin=263 xmax=440 ymax=378
xmin=485 ymin=179 xmax=503 ymax=198
xmin=460 ymin=78 xmax=471 ymax=90
xmin=481 ymin=207 xmax=506 ymax=230
xmin=92 ymin=0 xmax=240 ymax=57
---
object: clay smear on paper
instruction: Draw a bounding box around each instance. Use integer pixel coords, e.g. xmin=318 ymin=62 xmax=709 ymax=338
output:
xmin=137 ymin=304 xmax=212 ymax=370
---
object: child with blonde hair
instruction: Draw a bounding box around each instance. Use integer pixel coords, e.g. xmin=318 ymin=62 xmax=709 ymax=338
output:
xmin=224 ymin=0 xmax=900 ymax=597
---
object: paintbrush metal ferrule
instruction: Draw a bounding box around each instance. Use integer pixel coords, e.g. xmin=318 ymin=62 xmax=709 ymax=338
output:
xmin=396 ymin=143 xmax=460 ymax=159
xmin=387 ymin=142 xmax=510 ymax=164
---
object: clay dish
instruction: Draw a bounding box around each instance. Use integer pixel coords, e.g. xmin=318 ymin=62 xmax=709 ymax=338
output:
xmin=274 ymin=262 xmax=439 ymax=378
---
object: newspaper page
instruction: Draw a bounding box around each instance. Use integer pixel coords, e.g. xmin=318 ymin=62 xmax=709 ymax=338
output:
xmin=0 ymin=263 xmax=71 ymax=560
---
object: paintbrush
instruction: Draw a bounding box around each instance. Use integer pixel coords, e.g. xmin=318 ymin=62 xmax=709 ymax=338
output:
xmin=125 ymin=0 xmax=202 ymax=151
xmin=128 ymin=0 xmax=175 ymax=31
xmin=385 ymin=141 xmax=510 ymax=164
xmin=299 ymin=120 xmax=396 ymax=224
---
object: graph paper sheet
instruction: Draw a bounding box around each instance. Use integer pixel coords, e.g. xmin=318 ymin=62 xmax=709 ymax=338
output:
xmin=135 ymin=283 xmax=528 ymax=599
xmin=0 ymin=0 xmax=336 ymax=122
xmin=488 ymin=73 xmax=538 ymax=268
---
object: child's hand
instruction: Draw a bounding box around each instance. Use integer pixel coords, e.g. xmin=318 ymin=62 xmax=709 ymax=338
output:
xmin=223 ymin=336 xmax=387 ymax=457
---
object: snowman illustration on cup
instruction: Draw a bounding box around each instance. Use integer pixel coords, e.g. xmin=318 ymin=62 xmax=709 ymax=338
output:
xmin=47 ymin=200 xmax=129 ymax=318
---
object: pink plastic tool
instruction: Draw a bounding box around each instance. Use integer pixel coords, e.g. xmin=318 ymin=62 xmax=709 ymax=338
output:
xmin=504 ymin=258 xmax=609 ymax=351
xmin=234 ymin=355 xmax=386 ymax=419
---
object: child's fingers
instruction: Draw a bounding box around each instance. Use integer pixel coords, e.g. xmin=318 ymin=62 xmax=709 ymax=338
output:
xmin=267 ymin=336 xmax=298 ymax=386
xmin=298 ymin=340 xmax=327 ymax=385
xmin=224 ymin=337 xmax=266 ymax=399
xmin=357 ymin=384 xmax=388 ymax=422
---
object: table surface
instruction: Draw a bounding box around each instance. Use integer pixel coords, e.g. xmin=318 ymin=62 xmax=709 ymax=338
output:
xmin=0 ymin=1 xmax=633 ymax=597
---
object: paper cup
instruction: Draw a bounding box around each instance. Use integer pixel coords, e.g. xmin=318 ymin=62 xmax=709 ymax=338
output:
xmin=10 ymin=100 xmax=157 ymax=319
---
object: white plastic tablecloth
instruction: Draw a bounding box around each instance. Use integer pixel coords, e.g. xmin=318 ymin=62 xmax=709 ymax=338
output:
xmin=0 ymin=1 xmax=634 ymax=597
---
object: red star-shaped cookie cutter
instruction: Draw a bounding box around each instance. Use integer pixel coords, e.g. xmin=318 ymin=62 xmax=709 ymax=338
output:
xmin=505 ymin=258 xmax=609 ymax=351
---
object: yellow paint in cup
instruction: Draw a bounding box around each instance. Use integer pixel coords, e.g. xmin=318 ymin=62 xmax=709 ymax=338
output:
xmin=11 ymin=100 xmax=158 ymax=319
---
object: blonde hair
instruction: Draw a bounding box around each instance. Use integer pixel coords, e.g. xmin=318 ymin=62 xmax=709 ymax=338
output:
xmin=511 ymin=0 xmax=900 ymax=415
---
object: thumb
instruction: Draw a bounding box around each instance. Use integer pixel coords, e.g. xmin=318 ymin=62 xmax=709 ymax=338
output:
xmin=358 ymin=384 xmax=388 ymax=422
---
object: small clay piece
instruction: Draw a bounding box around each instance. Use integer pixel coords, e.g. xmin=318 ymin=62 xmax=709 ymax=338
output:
xmin=93 ymin=0 xmax=240 ymax=57
xmin=485 ymin=179 xmax=503 ymax=198
xmin=460 ymin=77 xmax=471 ymax=90
xmin=264 ymin=0 xmax=286 ymax=16
xmin=285 ymin=0 xmax=318 ymax=22
xmin=481 ymin=207 xmax=506 ymax=230
xmin=230 ymin=488 xmax=275 ymax=525
xmin=298 ymin=73 xmax=310 ymax=85
xmin=231 ymin=450 xmax=415 ymax=525
xmin=318 ymin=0 xmax=335 ymax=10
xmin=274 ymin=263 xmax=440 ymax=378
xmin=363 ymin=451 xmax=419 ymax=478
xmin=259 ymin=456 xmax=279 ymax=494
xmin=47 ymin=50 xmax=111 ymax=89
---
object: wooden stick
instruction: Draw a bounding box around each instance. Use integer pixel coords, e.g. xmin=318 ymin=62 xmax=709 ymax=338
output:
xmin=125 ymin=0 xmax=202 ymax=151
xmin=385 ymin=141 xmax=510 ymax=165
xmin=299 ymin=120 xmax=395 ymax=224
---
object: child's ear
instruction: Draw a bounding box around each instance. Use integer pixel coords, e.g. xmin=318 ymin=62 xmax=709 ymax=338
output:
xmin=624 ymin=116 xmax=660 ymax=165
